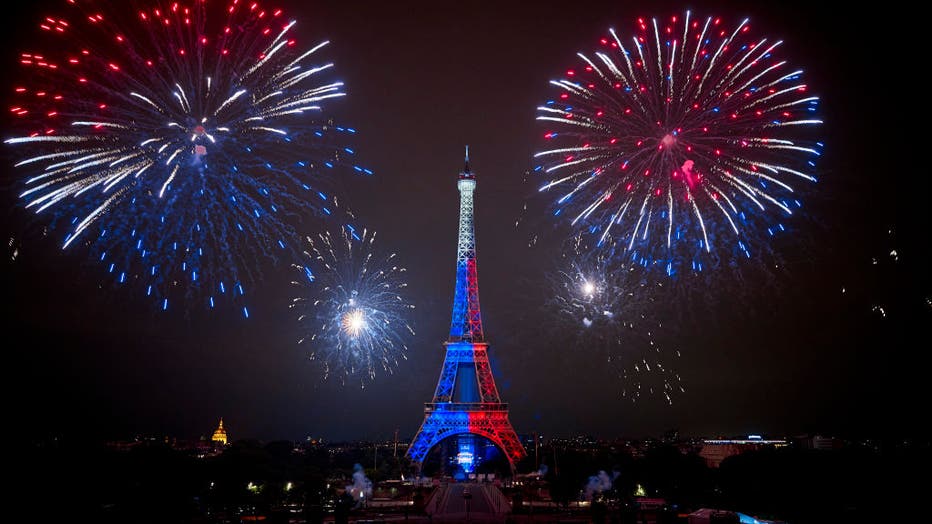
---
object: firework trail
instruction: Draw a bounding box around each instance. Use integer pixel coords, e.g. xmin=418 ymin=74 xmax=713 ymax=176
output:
xmin=534 ymin=11 xmax=823 ymax=276
xmin=4 ymin=0 xmax=370 ymax=315
xmin=291 ymin=224 xmax=415 ymax=387
xmin=546 ymin=240 xmax=684 ymax=404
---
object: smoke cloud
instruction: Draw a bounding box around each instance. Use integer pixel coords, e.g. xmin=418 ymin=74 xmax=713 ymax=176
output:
xmin=583 ymin=470 xmax=619 ymax=501
xmin=346 ymin=463 xmax=372 ymax=503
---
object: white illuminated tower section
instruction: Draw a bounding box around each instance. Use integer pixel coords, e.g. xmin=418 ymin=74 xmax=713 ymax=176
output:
xmin=407 ymin=148 xmax=526 ymax=473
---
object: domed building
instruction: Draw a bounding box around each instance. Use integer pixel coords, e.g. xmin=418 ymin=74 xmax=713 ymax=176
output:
xmin=211 ymin=418 xmax=228 ymax=445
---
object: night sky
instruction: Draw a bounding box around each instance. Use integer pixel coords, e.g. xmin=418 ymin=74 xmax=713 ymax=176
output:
xmin=2 ymin=1 xmax=926 ymax=445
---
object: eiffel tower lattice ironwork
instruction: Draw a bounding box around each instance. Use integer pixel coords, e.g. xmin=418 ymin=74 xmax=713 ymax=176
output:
xmin=407 ymin=147 xmax=526 ymax=470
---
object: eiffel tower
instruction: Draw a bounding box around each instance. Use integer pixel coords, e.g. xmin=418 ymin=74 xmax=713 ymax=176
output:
xmin=407 ymin=147 xmax=525 ymax=472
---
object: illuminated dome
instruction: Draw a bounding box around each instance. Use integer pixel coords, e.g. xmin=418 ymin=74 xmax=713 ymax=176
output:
xmin=211 ymin=418 xmax=228 ymax=445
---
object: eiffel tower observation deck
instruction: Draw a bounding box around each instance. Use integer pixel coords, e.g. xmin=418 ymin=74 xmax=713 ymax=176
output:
xmin=407 ymin=148 xmax=526 ymax=473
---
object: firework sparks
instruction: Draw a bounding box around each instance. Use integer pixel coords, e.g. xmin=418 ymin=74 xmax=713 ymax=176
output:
xmin=291 ymin=225 xmax=415 ymax=387
xmin=547 ymin=246 xmax=684 ymax=404
xmin=534 ymin=11 xmax=823 ymax=275
xmin=4 ymin=0 xmax=370 ymax=313
xmin=341 ymin=308 xmax=367 ymax=338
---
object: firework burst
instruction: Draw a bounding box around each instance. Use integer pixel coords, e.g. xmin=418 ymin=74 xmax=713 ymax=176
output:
xmin=4 ymin=0 xmax=369 ymax=314
xmin=291 ymin=225 xmax=415 ymax=387
xmin=547 ymin=244 xmax=684 ymax=404
xmin=534 ymin=11 xmax=823 ymax=276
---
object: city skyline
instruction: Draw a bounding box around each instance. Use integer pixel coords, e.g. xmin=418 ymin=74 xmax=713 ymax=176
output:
xmin=2 ymin=0 xmax=924 ymax=445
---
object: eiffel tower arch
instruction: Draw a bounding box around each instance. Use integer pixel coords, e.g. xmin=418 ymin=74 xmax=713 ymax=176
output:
xmin=407 ymin=148 xmax=525 ymax=474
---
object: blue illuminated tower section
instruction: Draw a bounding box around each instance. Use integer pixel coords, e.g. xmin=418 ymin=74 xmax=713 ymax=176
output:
xmin=407 ymin=148 xmax=526 ymax=472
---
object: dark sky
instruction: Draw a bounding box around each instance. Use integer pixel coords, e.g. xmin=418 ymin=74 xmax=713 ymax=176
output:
xmin=2 ymin=1 xmax=926 ymax=444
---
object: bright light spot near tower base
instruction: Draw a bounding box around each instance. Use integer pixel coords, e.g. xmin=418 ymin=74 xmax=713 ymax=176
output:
xmin=457 ymin=438 xmax=476 ymax=473
xmin=342 ymin=308 xmax=366 ymax=337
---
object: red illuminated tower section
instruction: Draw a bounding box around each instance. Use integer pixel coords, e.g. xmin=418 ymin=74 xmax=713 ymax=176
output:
xmin=407 ymin=148 xmax=526 ymax=472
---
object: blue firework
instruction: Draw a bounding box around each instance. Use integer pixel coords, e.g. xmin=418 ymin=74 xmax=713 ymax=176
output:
xmin=292 ymin=225 xmax=415 ymax=387
xmin=4 ymin=0 xmax=371 ymax=314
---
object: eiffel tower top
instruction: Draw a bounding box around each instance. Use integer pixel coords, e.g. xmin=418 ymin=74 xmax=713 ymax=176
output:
xmin=449 ymin=146 xmax=483 ymax=343
xmin=460 ymin=144 xmax=473 ymax=179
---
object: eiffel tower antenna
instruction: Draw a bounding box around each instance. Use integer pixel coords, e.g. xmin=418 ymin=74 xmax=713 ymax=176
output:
xmin=407 ymin=149 xmax=525 ymax=473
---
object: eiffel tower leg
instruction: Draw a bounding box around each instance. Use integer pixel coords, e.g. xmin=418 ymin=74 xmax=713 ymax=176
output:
xmin=407 ymin=413 xmax=442 ymax=464
xmin=407 ymin=410 xmax=526 ymax=470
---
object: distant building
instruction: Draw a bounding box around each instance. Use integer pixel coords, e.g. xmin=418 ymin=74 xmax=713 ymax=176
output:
xmin=698 ymin=435 xmax=787 ymax=468
xmin=796 ymin=434 xmax=843 ymax=450
xmin=211 ymin=418 xmax=228 ymax=445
